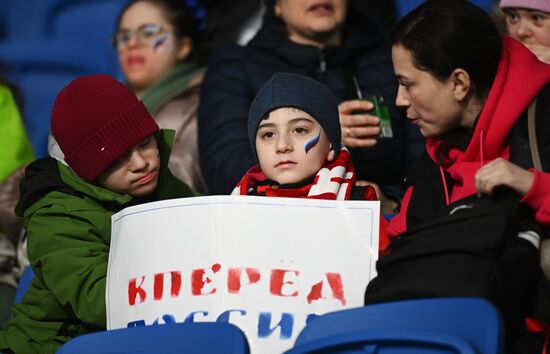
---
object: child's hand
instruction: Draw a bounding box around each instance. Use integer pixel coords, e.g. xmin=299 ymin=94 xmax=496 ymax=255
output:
xmin=339 ymin=100 xmax=381 ymax=148
xmin=525 ymin=43 xmax=550 ymax=64
xmin=474 ymin=158 xmax=534 ymax=197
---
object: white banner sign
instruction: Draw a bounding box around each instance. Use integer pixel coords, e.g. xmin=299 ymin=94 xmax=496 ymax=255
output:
xmin=107 ymin=195 xmax=379 ymax=354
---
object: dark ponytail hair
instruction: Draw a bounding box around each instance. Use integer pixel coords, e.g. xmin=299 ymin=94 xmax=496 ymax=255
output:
xmin=116 ymin=0 xmax=203 ymax=62
xmin=392 ymin=0 xmax=502 ymax=165
xmin=392 ymin=0 xmax=502 ymax=100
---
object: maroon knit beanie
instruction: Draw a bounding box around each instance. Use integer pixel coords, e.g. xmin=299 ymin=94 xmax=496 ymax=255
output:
xmin=51 ymin=75 xmax=159 ymax=181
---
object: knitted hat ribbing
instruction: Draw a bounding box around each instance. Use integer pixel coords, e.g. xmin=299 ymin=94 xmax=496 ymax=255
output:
xmin=248 ymin=72 xmax=341 ymax=160
xmin=500 ymin=0 xmax=550 ymax=13
xmin=51 ymin=75 xmax=159 ymax=181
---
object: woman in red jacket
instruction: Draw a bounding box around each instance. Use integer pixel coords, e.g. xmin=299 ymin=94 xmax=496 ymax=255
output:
xmin=387 ymin=1 xmax=550 ymax=239
xmin=367 ymin=1 xmax=550 ymax=352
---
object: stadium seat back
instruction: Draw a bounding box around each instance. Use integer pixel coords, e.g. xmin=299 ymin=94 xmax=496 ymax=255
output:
xmin=56 ymin=322 xmax=251 ymax=354
xmin=5 ymin=0 xmax=125 ymax=76
xmin=13 ymin=266 xmax=34 ymax=305
xmin=47 ymin=0 xmax=126 ymax=73
xmin=286 ymin=298 xmax=504 ymax=354
xmin=1 ymin=40 xmax=111 ymax=157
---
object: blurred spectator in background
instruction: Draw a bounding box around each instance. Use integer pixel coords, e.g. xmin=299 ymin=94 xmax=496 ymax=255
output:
xmin=499 ymin=0 xmax=550 ymax=318
xmin=500 ymin=0 xmax=550 ymax=63
xmin=0 ymin=68 xmax=34 ymax=328
xmin=359 ymin=0 xmax=397 ymax=42
xmin=113 ymin=0 xmax=208 ymax=193
xmin=198 ymin=0 xmax=424 ymax=213
xmin=199 ymin=0 xmax=265 ymax=48
xmin=198 ymin=0 xmax=398 ymax=49
xmin=0 ymin=69 xmax=34 ymax=184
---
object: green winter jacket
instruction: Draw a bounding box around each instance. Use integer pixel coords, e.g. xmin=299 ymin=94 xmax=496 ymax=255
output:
xmin=0 ymin=130 xmax=194 ymax=354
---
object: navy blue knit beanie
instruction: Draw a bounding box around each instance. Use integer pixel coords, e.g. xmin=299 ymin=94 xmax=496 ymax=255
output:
xmin=248 ymin=72 xmax=341 ymax=160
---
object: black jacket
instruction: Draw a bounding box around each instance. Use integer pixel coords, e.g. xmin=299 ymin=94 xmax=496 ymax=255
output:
xmin=198 ymin=0 xmax=425 ymax=195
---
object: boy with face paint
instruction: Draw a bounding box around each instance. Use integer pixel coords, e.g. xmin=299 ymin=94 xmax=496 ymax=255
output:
xmin=233 ymin=73 xmax=388 ymax=246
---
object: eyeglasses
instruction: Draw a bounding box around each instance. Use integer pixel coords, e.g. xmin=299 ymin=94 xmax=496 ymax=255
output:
xmin=111 ymin=23 xmax=167 ymax=49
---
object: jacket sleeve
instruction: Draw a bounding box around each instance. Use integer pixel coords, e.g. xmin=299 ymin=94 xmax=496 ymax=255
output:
xmin=387 ymin=186 xmax=414 ymax=239
xmin=26 ymin=205 xmax=109 ymax=327
xmin=521 ymin=170 xmax=550 ymax=235
xmin=198 ymin=45 xmax=257 ymax=194
xmin=0 ymin=85 xmax=35 ymax=183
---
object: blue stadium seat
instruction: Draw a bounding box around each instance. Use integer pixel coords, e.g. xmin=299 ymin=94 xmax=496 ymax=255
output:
xmin=6 ymin=0 xmax=126 ymax=75
xmin=0 ymin=0 xmax=7 ymax=39
xmin=56 ymin=322 xmax=250 ymax=354
xmin=469 ymin=0 xmax=496 ymax=11
xmin=396 ymin=0 xmax=495 ymax=19
xmin=286 ymin=298 xmax=504 ymax=354
xmin=13 ymin=266 xmax=34 ymax=305
xmin=0 ymin=40 xmax=112 ymax=157
xmin=395 ymin=0 xmax=424 ymax=19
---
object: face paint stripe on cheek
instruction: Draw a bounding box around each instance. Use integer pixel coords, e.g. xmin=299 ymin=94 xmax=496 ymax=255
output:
xmin=151 ymin=33 xmax=173 ymax=52
xmin=304 ymin=129 xmax=321 ymax=153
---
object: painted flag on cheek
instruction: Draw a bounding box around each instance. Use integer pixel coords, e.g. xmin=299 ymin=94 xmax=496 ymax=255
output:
xmin=151 ymin=33 xmax=173 ymax=53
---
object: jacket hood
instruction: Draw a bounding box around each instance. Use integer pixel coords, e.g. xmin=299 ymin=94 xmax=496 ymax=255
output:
xmin=17 ymin=158 xmax=136 ymax=217
xmin=427 ymin=36 xmax=550 ymax=202
xmin=253 ymin=0 xmax=383 ymax=58
xmin=17 ymin=158 xmax=82 ymax=215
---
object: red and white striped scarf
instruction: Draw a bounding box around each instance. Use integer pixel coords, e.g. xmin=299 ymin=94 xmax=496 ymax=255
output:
xmin=232 ymin=149 xmax=357 ymax=200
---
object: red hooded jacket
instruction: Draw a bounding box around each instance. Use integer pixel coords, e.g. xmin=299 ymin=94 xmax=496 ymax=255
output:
xmin=389 ymin=37 xmax=550 ymax=238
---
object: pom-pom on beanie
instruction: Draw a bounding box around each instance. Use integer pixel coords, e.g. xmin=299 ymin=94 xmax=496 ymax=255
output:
xmin=500 ymin=0 xmax=550 ymax=13
xmin=248 ymin=72 xmax=341 ymax=160
xmin=51 ymin=75 xmax=159 ymax=181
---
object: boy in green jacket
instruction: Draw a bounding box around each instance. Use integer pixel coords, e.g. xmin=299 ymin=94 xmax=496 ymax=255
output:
xmin=0 ymin=75 xmax=194 ymax=354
